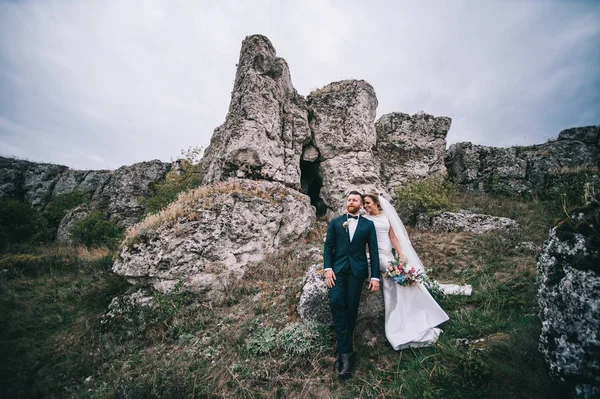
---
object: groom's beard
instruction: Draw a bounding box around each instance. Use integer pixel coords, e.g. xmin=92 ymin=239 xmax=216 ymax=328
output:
xmin=346 ymin=204 xmax=360 ymax=214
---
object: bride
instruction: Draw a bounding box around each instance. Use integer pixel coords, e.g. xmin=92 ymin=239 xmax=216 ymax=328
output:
xmin=362 ymin=192 xmax=449 ymax=350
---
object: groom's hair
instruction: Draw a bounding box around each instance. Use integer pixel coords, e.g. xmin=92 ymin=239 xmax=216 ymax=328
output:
xmin=347 ymin=190 xmax=363 ymax=204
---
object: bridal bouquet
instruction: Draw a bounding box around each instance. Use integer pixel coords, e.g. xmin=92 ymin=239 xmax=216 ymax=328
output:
xmin=384 ymin=257 xmax=425 ymax=286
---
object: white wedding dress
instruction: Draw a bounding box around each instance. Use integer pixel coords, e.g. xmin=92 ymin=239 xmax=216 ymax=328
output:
xmin=365 ymin=212 xmax=449 ymax=350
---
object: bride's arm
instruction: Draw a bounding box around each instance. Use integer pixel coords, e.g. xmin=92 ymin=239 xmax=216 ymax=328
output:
xmin=389 ymin=227 xmax=405 ymax=262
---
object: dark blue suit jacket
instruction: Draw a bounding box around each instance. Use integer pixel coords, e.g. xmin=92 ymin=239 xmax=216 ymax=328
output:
xmin=323 ymin=215 xmax=380 ymax=280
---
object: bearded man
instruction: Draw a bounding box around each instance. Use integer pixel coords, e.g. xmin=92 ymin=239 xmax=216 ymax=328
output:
xmin=323 ymin=191 xmax=380 ymax=379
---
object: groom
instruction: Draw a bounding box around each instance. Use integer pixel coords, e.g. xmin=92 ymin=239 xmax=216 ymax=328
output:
xmin=324 ymin=191 xmax=380 ymax=379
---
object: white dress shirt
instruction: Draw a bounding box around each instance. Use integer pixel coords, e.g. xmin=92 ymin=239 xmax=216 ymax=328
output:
xmin=347 ymin=214 xmax=359 ymax=242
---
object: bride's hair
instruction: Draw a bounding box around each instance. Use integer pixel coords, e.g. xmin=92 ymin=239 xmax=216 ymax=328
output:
xmin=362 ymin=192 xmax=382 ymax=211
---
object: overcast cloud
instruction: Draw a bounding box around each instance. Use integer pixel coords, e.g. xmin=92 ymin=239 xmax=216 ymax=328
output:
xmin=1 ymin=0 xmax=599 ymax=170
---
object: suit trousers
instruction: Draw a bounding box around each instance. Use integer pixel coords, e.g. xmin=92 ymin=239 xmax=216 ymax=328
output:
xmin=328 ymin=270 xmax=364 ymax=354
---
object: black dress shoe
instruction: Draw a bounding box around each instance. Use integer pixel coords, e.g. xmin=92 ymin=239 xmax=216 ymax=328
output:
xmin=333 ymin=353 xmax=342 ymax=372
xmin=338 ymin=353 xmax=352 ymax=379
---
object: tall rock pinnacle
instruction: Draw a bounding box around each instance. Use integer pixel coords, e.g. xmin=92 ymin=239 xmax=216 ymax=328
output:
xmin=201 ymin=35 xmax=311 ymax=189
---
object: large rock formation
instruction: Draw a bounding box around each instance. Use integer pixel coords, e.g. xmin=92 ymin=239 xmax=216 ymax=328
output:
xmin=0 ymin=156 xmax=170 ymax=228
xmin=375 ymin=111 xmax=451 ymax=194
xmin=200 ymin=35 xmax=311 ymax=189
xmin=199 ymin=35 xmax=450 ymax=218
xmin=308 ymin=80 xmax=383 ymax=217
xmin=446 ymin=126 xmax=600 ymax=195
xmin=0 ymin=157 xmax=68 ymax=207
xmin=537 ymin=198 xmax=600 ymax=398
xmin=113 ymin=179 xmax=315 ymax=298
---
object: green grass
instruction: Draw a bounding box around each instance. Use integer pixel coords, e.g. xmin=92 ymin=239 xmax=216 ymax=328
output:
xmin=0 ymin=193 xmax=568 ymax=398
xmin=0 ymin=246 xmax=129 ymax=398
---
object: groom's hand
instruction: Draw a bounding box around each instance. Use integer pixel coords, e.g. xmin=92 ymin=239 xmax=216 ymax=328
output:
xmin=368 ymin=279 xmax=380 ymax=292
xmin=325 ymin=270 xmax=336 ymax=288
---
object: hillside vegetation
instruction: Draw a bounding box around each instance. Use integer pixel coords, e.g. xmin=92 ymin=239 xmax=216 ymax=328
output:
xmin=0 ymin=183 xmax=581 ymax=398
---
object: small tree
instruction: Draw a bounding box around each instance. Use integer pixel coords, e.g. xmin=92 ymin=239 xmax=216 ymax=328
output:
xmin=0 ymin=199 xmax=47 ymax=251
xmin=69 ymin=211 xmax=123 ymax=250
xmin=42 ymin=191 xmax=86 ymax=239
xmin=394 ymin=176 xmax=458 ymax=225
xmin=141 ymin=146 xmax=204 ymax=215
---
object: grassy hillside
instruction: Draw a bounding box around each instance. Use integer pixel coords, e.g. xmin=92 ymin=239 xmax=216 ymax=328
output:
xmin=0 ymin=193 xmax=569 ymax=398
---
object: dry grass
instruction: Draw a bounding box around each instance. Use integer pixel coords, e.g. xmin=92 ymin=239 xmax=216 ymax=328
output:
xmin=548 ymin=164 xmax=598 ymax=176
xmin=124 ymin=179 xmax=302 ymax=245
xmin=411 ymin=230 xmax=482 ymax=283
xmin=75 ymin=245 xmax=112 ymax=261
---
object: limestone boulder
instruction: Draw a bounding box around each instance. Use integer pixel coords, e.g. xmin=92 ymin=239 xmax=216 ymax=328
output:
xmin=297 ymin=264 xmax=332 ymax=324
xmin=537 ymin=199 xmax=600 ymax=397
xmin=557 ymin=126 xmax=600 ymax=144
xmin=297 ymin=263 xmax=384 ymax=326
xmin=416 ymin=210 xmax=519 ymax=233
xmin=113 ymin=179 xmax=316 ymax=299
xmin=201 ymin=35 xmax=311 ymax=189
xmin=309 ymin=80 xmax=378 ymax=160
xmin=0 ymin=157 xmax=26 ymax=199
xmin=375 ymin=111 xmax=451 ymax=193
xmin=308 ymin=80 xmax=383 ymax=217
xmin=51 ymin=169 xmax=89 ymax=197
xmin=318 ymin=152 xmax=382 ymax=215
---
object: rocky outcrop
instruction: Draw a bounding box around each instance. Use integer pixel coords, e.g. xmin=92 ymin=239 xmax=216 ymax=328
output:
xmin=0 ymin=157 xmax=68 ymax=207
xmin=200 ymin=35 xmax=311 ymax=189
xmin=52 ymin=169 xmax=112 ymax=199
xmin=375 ymin=112 xmax=451 ymax=193
xmin=297 ymin=264 xmax=332 ymax=324
xmin=113 ymin=179 xmax=315 ymax=298
xmin=308 ymin=80 xmax=383 ymax=217
xmin=416 ymin=210 xmax=519 ymax=233
xmin=198 ymin=36 xmax=452 ymax=217
xmin=0 ymin=156 xmax=171 ymax=228
xmin=198 ymin=36 xmax=392 ymax=218
xmin=96 ymin=161 xmax=171 ymax=227
xmin=446 ymin=126 xmax=600 ymax=195
xmin=537 ymin=198 xmax=600 ymax=397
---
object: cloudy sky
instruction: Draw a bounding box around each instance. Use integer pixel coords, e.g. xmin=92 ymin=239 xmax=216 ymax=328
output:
xmin=1 ymin=0 xmax=599 ymax=170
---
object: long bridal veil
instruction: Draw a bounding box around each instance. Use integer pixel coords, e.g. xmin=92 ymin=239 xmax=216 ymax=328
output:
xmin=379 ymin=195 xmax=425 ymax=273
